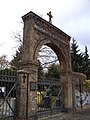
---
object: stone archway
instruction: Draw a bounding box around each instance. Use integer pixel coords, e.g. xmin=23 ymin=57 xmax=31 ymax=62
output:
xmin=17 ymin=11 xmax=72 ymax=119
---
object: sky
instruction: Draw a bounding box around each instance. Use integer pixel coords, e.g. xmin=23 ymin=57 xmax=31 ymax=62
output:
xmin=0 ymin=0 xmax=90 ymax=61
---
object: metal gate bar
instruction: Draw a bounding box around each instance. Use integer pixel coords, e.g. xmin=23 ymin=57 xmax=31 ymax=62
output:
xmin=0 ymin=69 xmax=17 ymax=120
xmin=36 ymin=78 xmax=65 ymax=118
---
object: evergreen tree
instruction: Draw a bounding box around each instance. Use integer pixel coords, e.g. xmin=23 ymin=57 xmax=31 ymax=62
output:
xmin=10 ymin=45 xmax=22 ymax=70
xmin=82 ymin=46 xmax=90 ymax=79
xmin=71 ymin=38 xmax=83 ymax=72
xmin=45 ymin=63 xmax=60 ymax=79
xmin=10 ymin=46 xmax=44 ymax=78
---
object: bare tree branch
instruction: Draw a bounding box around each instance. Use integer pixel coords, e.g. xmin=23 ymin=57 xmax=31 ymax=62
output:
xmin=38 ymin=45 xmax=59 ymax=69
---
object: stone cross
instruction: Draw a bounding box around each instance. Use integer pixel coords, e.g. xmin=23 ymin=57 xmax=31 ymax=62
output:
xmin=47 ymin=11 xmax=53 ymax=23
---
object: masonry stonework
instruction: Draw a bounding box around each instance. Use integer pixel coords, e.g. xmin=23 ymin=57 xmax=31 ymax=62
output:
xmin=17 ymin=11 xmax=73 ymax=120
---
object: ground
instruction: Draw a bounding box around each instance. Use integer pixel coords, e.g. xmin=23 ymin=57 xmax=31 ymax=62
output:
xmin=55 ymin=108 xmax=90 ymax=120
xmin=39 ymin=107 xmax=90 ymax=120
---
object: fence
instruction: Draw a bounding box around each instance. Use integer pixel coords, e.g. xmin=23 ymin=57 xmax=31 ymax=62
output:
xmin=0 ymin=69 xmax=17 ymax=120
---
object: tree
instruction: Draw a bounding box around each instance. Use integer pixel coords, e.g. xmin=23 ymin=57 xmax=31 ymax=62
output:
xmin=45 ymin=63 xmax=60 ymax=79
xmin=71 ymin=39 xmax=90 ymax=79
xmin=10 ymin=24 xmax=23 ymax=70
xmin=0 ymin=55 xmax=9 ymax=69
xmin=71 ymin=38 xmax=83 ymax=72
xmin=82 ymin=46 xmax=90 ymax=79
xmin=38 ymin=45 xmax=58 ymax=69
xmin=10 ymin=45 xmax=22 ymax=70
xmin=38 ymin=60 xmax=44 ymax=78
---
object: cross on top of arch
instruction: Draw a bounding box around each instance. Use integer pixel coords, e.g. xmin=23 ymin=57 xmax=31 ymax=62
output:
xmin=47 ymin=11 xmax=53 ymax=23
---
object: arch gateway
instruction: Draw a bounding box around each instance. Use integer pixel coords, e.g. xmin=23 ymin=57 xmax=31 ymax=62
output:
xmin=17 ymin=11 xmax=73 ymax=120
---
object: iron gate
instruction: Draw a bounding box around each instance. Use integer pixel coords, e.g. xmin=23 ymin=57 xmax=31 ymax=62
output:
xmin=0 ymin=69 xmax=65 ymax=119
xmin=36 ymin=77 xmax=65 ymax=118
xmin=0 ymin=69 xmax=17 ymax=120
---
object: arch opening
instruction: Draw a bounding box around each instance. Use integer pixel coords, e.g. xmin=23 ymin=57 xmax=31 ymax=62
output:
xmin=36 ymin=43 xmax=67 ymax=111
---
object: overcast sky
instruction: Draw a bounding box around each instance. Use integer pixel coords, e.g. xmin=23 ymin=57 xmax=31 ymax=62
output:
xmin=0 ymin=0 xmax=90 ymax=60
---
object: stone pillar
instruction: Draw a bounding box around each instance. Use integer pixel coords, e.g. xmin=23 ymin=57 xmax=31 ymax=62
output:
xmin=60 ymin=69 xmax=73 ymax=110
xmin=67 ymin=70 xmax=73 ymax=109
xmin=16 ymin=70 xmax=29 ymax=120
xmin=16 ymin=12 xmax=39 ymax=120
xmin=17 ymin=62 xmax=38 ymax=120
xmin=72 ymin=77 xmax=76 ymax=118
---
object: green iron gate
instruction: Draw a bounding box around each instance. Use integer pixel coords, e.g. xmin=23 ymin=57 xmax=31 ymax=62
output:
xmin=0 ymin=69 xmax=17 ymax=120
